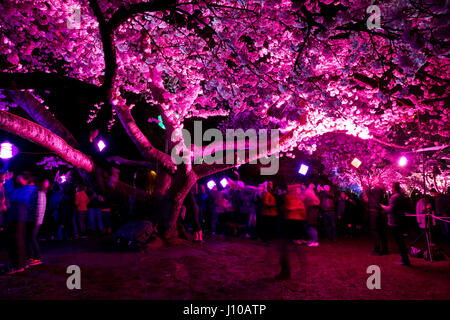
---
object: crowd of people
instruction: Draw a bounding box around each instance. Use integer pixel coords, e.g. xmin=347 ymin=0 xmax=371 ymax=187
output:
xmin=183 ymin=178 xmax=450 ymax=267
xmin=1 ymin=167 xmax=449 ymax=275
xmin=183 ymin=180 xmax=365 ymax=246
xmin=0 ymin=171 xmax=112 ymax=274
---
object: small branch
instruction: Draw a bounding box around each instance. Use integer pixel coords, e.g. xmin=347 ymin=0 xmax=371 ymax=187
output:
xmin=107 ymin=155 xmax=155 ymax=168
xmin=371 ymin=137 xmax=410 ymax=150
xmin=352 ymin=73 xmax=379 ymax=89
xmin=194 ymin=128 xmax=295 ymax=178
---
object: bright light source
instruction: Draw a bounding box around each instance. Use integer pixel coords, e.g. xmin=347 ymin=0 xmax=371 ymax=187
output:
xmin=298 ymin=164 xmax=309 ymax=175
xmin=0 ymin=142 xmax=17 ymax=160
xmin=398 ymin=156 xmax=408 ymax=167
xmin=220 ymin=178 xmax=228 ymax=188
xmin=351 ymin=157 xmax=362 ymax=169
xmin=0 ymin=142 xmax=13 ymax=159
xmin=206 ymin=180 xmax=216 ymax=190
xmin=97 ymin=140 xmax=106 ymax=152
xmin=59 ymin=175 xmax=67 ymax=184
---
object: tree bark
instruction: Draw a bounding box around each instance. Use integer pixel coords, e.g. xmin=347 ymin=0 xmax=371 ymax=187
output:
xmin=7 ymin=90 xmax=81 ymax=148
xmin=0 ymin=110 xmax=94 ymax=172
xmin=107 ymin=155 xmax=155 ymax=168
xmin=162 ymin=170 xmax=198 ymax=239
xmin=113 ymin=101 xmax=176 ymax=172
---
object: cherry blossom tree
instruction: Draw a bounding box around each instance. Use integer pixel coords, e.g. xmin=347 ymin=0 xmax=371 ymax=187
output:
xmin=0 ymin=0 xmax=448 ymax=238
xmin=318 ymin=133 xmax=449 ymax=195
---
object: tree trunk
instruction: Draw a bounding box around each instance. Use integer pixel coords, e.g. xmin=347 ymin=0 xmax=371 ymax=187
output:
xmin=162 ymin=171 xmax=198 ymax=240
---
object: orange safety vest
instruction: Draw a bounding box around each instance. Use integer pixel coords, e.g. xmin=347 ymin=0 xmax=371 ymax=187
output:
xmin=284 ymin=194 xmax=306 ymax=220
xmin=262 ymin=191 xmax=278 ymax=216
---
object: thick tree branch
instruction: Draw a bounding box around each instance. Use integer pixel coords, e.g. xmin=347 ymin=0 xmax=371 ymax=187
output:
xmin=89 ymin=0 xmax=176 ymax=172
xmin=7 ymin=90 xmax=81 ymax=148
xmin=89 ymin=0 xmax=116 ymax=99
xmin=114 ymin=101 xmax=176 ymax=172
xmin=0 ymin=110 xmax=94 ymax=172
xmin=194 ymin=162 xmax=236 ymax=179
xmin=352 ymin=73 xmax=379 ymax=89
xmin=371 ymin=137 xmax=410 ymax=150
xmin=107 ymin=0 xmax=177 ymax=30
xmin=194 ymin=129 xmax=295 ymax=178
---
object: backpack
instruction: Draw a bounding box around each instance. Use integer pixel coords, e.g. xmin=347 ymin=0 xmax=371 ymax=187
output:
xmin=115 ymin=220 xmax=155 ymax=248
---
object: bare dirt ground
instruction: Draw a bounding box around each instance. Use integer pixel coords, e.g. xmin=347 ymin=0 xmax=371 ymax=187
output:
xmin=0 ymin=233 xmax=449 ymax=300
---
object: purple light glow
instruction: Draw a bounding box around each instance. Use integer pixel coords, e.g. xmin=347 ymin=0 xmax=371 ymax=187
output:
xmin=97 ymin=140 xmax=106 ymax=152
xmin=0 ymin=142 xmax=17 ymax=160
xmin=220 ymin=178 xmax=228 ymax=188
xmin=207 ymin=180 xmax=216 ymax=190
xmin=59 ymin=175 xmax=67 ymax=183
xmin=298 ymin=164 xmax=309 ymax=175
xmin=398 ymin=156 xmax=408 ymax=167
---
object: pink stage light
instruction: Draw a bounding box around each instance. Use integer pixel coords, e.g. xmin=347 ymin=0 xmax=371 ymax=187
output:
xmin=207 ymin=180 xmax=216 ymax=190
xmin=298 ymin=164 xmax=309 ymax=175
xmin=351 ymin=158 xmax=362 ymax=169
xmin=97 ymin=140 xmax=106 ymax=152
xmin=398 ymin=156 xmax=408 ymax=167
xmin=220 ymin=178 xmax=228 ymax=188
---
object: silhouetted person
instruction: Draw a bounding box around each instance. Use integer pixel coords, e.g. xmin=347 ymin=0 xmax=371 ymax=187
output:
xmin=381 ymin=182 xmax=411 ymax=266
xmin=0 ymin=172 xmax=7 ymax=231
xmin=4 ymin=172 xmax=37 ymax=274
xmin=261 ymin=181 xmax=278 ymax=242
xmin=365 ymin=179 xmax=388 ymax=255
xmin=25 ymin=178 xmax=49 ymax=266
xmin=319 ymin=185 xmax=336 ymax=241
xmin=303 ymin=184 xmax=320 ymax=247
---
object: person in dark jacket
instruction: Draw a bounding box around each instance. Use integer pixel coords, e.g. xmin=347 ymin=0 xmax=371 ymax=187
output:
xmin=4 ymin=172 xmax=38 ymax=274
xmin=365 ymin=180 xmax=389 ymax=255
xmin=87 ymin=188 xmax=103 ymax=233
xmin=381 ymin=182 xmax=411 ymax=266
xmin=319 ymin=185 xmax=336 ymax=241
xmin=186 ymin=186 xmax=203 ymax=242
xmin=49 ymin=184 xmax=71 ymax=240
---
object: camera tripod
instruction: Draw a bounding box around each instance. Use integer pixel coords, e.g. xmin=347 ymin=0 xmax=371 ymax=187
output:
xmin=409 ymin=208 xmax=436 ymax=262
